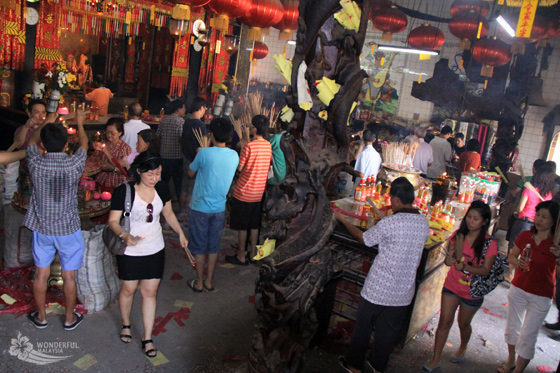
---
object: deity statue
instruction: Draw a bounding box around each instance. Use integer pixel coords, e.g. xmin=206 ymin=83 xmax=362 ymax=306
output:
xmin=77 ymin=54 xmax=91 ymax=88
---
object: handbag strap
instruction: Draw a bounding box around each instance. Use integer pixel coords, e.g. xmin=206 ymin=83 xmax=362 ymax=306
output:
xmin=122 ymin=183 xmax=131 ymax=233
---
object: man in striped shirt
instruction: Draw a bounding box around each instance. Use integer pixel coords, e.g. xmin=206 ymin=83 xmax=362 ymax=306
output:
xmin=225 ymin=115 xmax=272 ymax=266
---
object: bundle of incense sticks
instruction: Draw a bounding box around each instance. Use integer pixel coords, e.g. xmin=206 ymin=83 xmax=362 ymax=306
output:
xmin=183 ymin=246 xmax=196 ymax=267
xmin=247 ymin=91 xmax=263 ymax=118
xmin=380 ymin=142 xmax=417 ymax=166
xmin=193 ymin=128 xmax=209 ymax=147
xmin=229 ymin=115 xmax=244 ymax=140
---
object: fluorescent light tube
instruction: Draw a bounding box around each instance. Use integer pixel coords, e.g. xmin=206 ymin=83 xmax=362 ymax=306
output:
xmin=497 ymin=16 xmax=515 ymax=37
xmin=287 ymin=40 xmax=296 ymax=45
xmin=378 ymin=45 xmax=439 ymax=55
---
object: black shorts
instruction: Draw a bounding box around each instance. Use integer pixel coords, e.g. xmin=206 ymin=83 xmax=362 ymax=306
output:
xmin=229 ymin=197 xmax=262 ymax=230
xmin=116 ymin=249 xmax=165 ymax=281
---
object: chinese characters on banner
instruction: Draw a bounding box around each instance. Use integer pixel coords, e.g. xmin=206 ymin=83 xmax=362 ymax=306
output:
xmin=35 ymin=0 xmax=61 ymax=69
xmin=516 ymin=0 xmax=538 ymax=38
xmin=198 ymin=27 xmax=232 ymax=106
xmin=1 ymin=0 xmax=25 ymax=71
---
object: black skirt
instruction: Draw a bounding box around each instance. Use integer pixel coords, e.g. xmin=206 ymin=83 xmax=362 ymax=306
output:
xmin=116 ymin=249 xmax=165 ymax=281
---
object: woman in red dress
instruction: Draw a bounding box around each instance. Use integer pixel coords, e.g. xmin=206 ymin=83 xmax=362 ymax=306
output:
xmin=93 ymin=117 xmax=131 ymax=191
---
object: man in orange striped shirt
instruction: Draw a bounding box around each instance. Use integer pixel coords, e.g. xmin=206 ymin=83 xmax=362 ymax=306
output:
xmin=225 ymin=115 xmax=272 ymax=266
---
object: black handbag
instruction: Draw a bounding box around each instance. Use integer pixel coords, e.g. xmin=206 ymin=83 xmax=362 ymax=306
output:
xmin=102 ymin=183 xmax=131 ymax=255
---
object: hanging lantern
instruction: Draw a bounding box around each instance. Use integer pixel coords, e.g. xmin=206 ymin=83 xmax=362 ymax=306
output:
xmin=472 ymin=36 xmax=511 ymax=77
xmin=544 ymin=18 xmax=560 ymax=39
xmin=252 ymin=41 xmax=269 ymax=60
xmin=172 ymin=4 xmax=191 ymax=20
xmin=240 ymin=0 xmax=284 ymax=42
xmin=207 ymin=0 xmax=252 ymax=32
xmin=224 ymin=34 xmax=240 ymax=55
xmin=450 ymin=0 xmax=490 ymax=17
xmin=449 ymin=10 xmax=488 ymax=49
xmin=169 ymin=19 xmax=190 ymax=37
xmin=499 ymin=14 xmax=548 ymax=54
xmin=371 ymin=5 xmax=408 ymax=41
xmin=273 ymin=0 xmax=299 ymax=41
xmin=407 ymin=24 xmax=445 ymax=50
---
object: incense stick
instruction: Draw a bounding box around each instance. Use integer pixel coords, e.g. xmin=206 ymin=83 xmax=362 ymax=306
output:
xmin=193 ymin=128 xmax=209 ymax=147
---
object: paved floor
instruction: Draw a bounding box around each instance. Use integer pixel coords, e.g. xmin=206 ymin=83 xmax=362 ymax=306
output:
xmin=0 ymin=208 xmax=559 ymax=372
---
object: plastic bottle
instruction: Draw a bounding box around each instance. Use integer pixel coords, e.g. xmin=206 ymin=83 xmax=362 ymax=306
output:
xmin=124 ymin=105 xmax=129 ymax=120
xmin=458 ymin=180 xmax=466 ymax=203
xmin=365 ymin=176 xmax=373 ymax=198
xmin=354 ymin=178 xmax=365 ymax=202
xmin=360 ymin=178 xmax=368 ymax=202
xmin=160 ymin=108 xmax=165 ymax=118
xmin=521 ymin=244 xmax=532 ymax=272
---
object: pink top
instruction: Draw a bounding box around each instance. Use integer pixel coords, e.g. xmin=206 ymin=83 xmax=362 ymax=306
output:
xmin=518 ymin=186 xmax=552 ymax=221
xmin=443 ymin=233 xmax=498 ymax=299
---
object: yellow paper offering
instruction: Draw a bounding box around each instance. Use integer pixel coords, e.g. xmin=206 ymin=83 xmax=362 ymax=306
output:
xmin=273 ymin=54 xmax=292 ymax=84
xmin=347 ymin=102 xmax=357 ymax=126
xmin=253 ymin=239 xmax=276 ymax=261
xmin=334 ymin=0 xmax=361 ymax=32
xmin=319 ymin=110 xmax=328 ymax=121
xmin=280 ymin=106 xmax=295 ymax=122
xmin=315 ymin=77 xmax=341 ymax=106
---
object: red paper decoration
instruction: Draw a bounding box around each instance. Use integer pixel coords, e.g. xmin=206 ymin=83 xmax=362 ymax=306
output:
xmin=472 ymin=37 xmax=511 ymax=77
xmin=371 ymin=5 xmax=407 ymax=41
xmin=545 ymin=19 xmax=560 ymax=39
xmin=407 ymin=24 xmax=445 ymax=50
xmin=252 ymin=42 xmax=269 ymax=60
xmin=207 ymin=0 xmax=252 ymax=31
xmin=499 ymin=14 xmax=548 ymax=54
xmin=273 ymin=0 xmax=299 ymax=41
xmin=369 ymin=0 xmax=392 ymax=16
xmin=240 ymin=0 xmax=284 ymax=41
xmin=448 ymin=10 xmax=488 ymax=49
xmin=186 ymin=0 xmax=212 ymax=7
xmin=450 ymin=0 xmax=490 ymax=17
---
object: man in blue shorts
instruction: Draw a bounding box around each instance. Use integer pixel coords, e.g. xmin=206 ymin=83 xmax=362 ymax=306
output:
xmin=187 ymin=118 xmax=239 ymax=292
xmin=24 ymin=110 xmax=89 ymax=331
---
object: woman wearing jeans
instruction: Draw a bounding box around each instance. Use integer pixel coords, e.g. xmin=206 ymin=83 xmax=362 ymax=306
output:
xmin=108 ymin=151 xmax=188 ymax=358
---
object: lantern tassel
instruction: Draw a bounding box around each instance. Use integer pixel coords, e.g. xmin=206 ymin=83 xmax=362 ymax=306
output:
xmin=481 ymin=65 xmax=494 ymax=78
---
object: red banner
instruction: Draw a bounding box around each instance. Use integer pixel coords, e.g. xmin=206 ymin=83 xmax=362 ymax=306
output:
xmin=170 ymin=33 xmax=190 ymax=97
xmin=35 ymin=0 xmax=61 ymax=69
xmin=1 ymin=0 xmax=25 ymax=71
xmin=198 ymin=27 xmax=232 ymax=106
xmin=150 ymin=27 xmax=174 ymax=90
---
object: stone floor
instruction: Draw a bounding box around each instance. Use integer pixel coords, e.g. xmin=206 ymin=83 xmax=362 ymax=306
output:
xmin=0 ymin=207 xmax=559 ymax=372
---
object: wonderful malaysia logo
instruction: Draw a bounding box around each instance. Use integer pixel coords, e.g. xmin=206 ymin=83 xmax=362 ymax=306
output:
xmin=9 ymin=332 xmax=76 ymax=365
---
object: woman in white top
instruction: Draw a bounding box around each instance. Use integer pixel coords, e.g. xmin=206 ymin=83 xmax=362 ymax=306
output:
xmin=108 ymin=151 xmax=188 ymax=358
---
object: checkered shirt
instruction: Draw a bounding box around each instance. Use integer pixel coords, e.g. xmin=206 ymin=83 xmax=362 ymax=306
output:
xmin=23 ymin=145 xmax=86 ymax=236
xmin=156 ymin=113 xmax=184 ymax=159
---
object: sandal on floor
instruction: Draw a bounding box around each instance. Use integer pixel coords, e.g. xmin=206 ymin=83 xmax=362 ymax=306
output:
xmin=188 ymin=279 xmax=203 ymax=293
xmin=141 ymin=339 xmax=157 ymax=358
xmin=27 ymin=312 xmax=48 ymax=329
xmin=203 ymin=283 xmax=216 ymax=293
xmin=421 ymin=363 xmax=441 ymax=372
xmin=120 ymin=325 xmax=132 ymax=343
xmin=497 ymin=361 xmax=516 ymax=373
xmin=449 ymin=354 xmax=464 ymax=363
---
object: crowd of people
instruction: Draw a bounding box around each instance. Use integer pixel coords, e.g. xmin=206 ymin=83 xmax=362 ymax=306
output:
xmin=1 ymin=102 xmax=559 ymax=370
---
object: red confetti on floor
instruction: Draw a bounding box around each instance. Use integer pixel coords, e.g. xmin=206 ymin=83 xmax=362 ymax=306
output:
xmin=481 ymin=306 xmax=503 ymax=318
xmin=170 ymin=272 xmax=184 ymax=281
xmin=248 ymin=295 xmax=255 ymax=304
xmin=152 ymin=307 xmax=190 ymax=336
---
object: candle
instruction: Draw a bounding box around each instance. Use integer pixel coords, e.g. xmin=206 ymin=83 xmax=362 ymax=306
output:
xmin=67 ymin=127 xmax=76 ymax=135
xmin=96 ymin=131 xmax=100 ymax=142
xmin=92 ymin=192 xmax=100 ymax=200
xmin=101 ymin=191 xmax=112 ymax=201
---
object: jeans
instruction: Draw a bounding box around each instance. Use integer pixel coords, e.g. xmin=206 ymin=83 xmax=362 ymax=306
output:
xmin=507 ymin=218 xmax=533 ymax=250
xmin=345 ymin=297 xmax=408 ymax=372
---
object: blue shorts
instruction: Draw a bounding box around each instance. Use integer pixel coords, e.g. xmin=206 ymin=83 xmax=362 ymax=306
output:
xmin=32 ymin=231 xmax=85 ymax=271
xmin=188 ymin=210 xmax=225 ymax=255
xmin=442 ymin=287 xmax=484 ymax=309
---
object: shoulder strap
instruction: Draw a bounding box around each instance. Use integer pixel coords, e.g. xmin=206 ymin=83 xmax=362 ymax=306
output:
xmin=122 ymin=183 xmax=131 ymax=233
xmin=479 ymin=237 xmax=494 ymax=263
xmin=524 ymin=182 xmax=545 ymax=201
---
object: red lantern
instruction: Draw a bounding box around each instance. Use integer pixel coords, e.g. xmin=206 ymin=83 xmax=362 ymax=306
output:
xmin=450 ymin=0 xmax=490 ymax=17
xmin=472 ymin=37 xmax=511 ymax=77
xmin=449 ymin=10 xmax=488 ymax=49
xmin=252 ymin=41 xmax=269 ymax=60
xmin=240 ymin=0 xmax=284 ymax=41
xmin=499 ymin=14 xmax=548 ymax=54
xmin=544 ymin=19 xmax=560 ymax=39
xmin=273 ymin=0 xmax=299 ymax=41
xmin=371 ymin=5 xmax=407 ymax=41
xmin=187 ymin=0 xmax=212 ymax=6
xmin=207 ymin=0 xmax=252 ymax=31
xmin=407 ymin=24 xmax=445 ymax=50
xmin=369 ymin=0 xmax=392 ymax=17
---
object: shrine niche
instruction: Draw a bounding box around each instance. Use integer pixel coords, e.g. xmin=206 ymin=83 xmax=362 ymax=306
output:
xmin=249 ymin=0 xmax=370 ymax=371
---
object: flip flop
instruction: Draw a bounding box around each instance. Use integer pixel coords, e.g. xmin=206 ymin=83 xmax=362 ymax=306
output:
xmin=203 ymin=283 xmax=216 ymax=293
xmin=28 ymin=312 xmax=47 ymax=329
xmin=497 ymin=361 xmax=516 ymax=373
xmin=188 ymin=279 xmax=203 ymax=293
xmin=64 ymin=312 xmax=84 ymax=331
xmin=449 ymin=354 xmax=464 ymax=363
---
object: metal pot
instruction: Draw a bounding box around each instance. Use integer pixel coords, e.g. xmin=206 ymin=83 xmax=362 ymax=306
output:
xmin=379 ymin=163 xmax=422 ymax=190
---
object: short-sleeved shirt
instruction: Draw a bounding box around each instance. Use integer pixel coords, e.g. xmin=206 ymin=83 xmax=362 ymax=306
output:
xmin=427 ymin=136 xmax=453 ymax=178
xmin=361 ymin=211 xmax=430 ymax=307
xmin=443 ymin=233 xmax=498 ymax=300
xmin=518 ymin=186 xmax=552 ymax=221
xmin=24 ymin=145 xmax=87 ymax=236
xmin=458 ymin=151 xmax=481 ymax=174
xmin=122 ymin=119 xmax=150 ymax=152
xmin=182 ymin=118 xmax=206 ymax=162
xmin=14 ymin=119 xmax=44 ymax=150
xmin=354 ymin=145 xmax=382 ymax=188
xmin=512 ymin=230 xmax=556 ymax=298
xmin=268 ymin=132 xmax=287 ymax=185
xmin=413 ymin=138 xmax=433 ymax=174
xmin=110 ymin=182 xmax=171 ymax=256
xmin=233 ymin=138 xmax=272 ymax=203
xmin=157 ymin=113 xmax=184 ymax=159
xmin=85 ymin=87 xmax=113 ymax=115
xmin=190 ymin=147 xmax=239 ymax=213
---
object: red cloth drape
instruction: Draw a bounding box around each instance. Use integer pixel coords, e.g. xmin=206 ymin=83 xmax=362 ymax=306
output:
xmin=198 ymin=27 xmax=232 ymax=106
xmin=35 ymin=0 xmax=61 ymax=69
xmin=150 ymin=28 xmax=174 ymax=90
xmin=1 ymin=0 xmax=25 ymax=71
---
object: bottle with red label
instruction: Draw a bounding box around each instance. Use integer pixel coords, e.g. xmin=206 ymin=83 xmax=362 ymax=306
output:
xmin=521 ymin=244 xmax=532 ymax=272
xmin=354 ymin=178 xmax=365 ymax=202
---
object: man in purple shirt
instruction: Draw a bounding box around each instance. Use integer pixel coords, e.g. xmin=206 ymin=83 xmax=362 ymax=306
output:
xmin=25 ymin=110 xmax=89 ymax=331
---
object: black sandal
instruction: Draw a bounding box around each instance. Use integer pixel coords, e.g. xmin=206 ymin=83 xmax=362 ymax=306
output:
xmin=141 ymin=339 xmax=157 ymax=358
xmin=120 ymin=325 xmax=131 ymax=344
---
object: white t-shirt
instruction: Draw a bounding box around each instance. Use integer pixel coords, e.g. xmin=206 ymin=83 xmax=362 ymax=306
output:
xmin=362 ymin=211 xmax=430 ymax=307
xmin=354 ymin=145 xmax=382 ymax=188
xmin=124 ymin=191 xmax=165 ymax=256
xmin=413 ymin=138 xmax=433 ymax=174
xmin=122 ymin=119 xmax=150 ymax=152
xmin=426 ymin=136 xmax=452 ymax=178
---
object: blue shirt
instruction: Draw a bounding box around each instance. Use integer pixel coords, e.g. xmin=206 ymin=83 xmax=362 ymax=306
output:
xmin=189 ymin=147 xmax=239 ymax=213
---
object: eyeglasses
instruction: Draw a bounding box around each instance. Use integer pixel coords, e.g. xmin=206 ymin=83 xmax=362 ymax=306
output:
xmin=147 ymin=203 xmax=153 ymax=223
